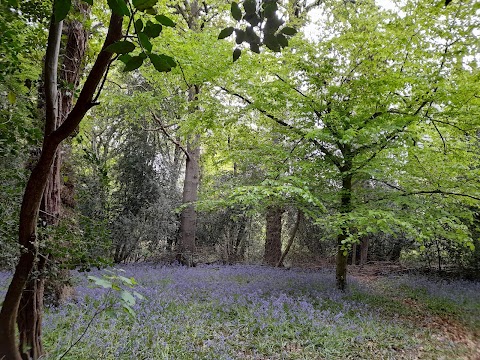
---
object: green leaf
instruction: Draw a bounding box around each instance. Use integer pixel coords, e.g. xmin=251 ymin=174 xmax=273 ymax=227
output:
xmin=120 ymin=290 xmax=136 ymax=306
xmin=111 ymin=283 xmax=121 ymax=291
xmin=88 ymin=275 xmax=112 ymax=289
xmin=107 ymin=0 xmax=130 ymax=16
xmin=281 ymin=26 xmax=297 ymax=36
xmin=135 ymin=19 xmax=144 ymax=33
xmin=144 ymin=21 xmax=162 ymax=38
xmin=235 ymin=29 xmax=246 ymax=44
xmin=262 ymin=2 xmax=277 ymax=18
xmin=118 ymin=275 xmax=135 ymax=285
xmin=118 ymin=54 xmax=132 ymax=64
xmin=233 ymin=48 xmax=241 ymax=62
xmin=244 ymin=13 xmax=261 ymax=27
xmin=138 ymin=32 xmax=153 ymax=52
xmin=149 ymin=53 xmax=176 ymax=72
xmin=276 ymin=33 xmax=288 ymax=48
xmin=123 ymin=56 xmax=144 ymax=72
xmin=133 ymin=291 xmax=144 ymax=300
xmin=123 ymin=304 xmax=136 ymax=317
xmin=104 ymin=40 xmax=136 ymax=54
xmin=263 ymin=33 xmax=280 ymax=52
xmin=7 ymin=92 xmax=16 ymax=105
xmin=132 ymin=0 xmax=158 ymax=11
xmin=54 ymin=0 xmax=71 ymax=23
xmin=231 ymin=2 xmax=242 ymax=21
xmin=218 ymin=27 xmax=234 ymax=40
xmin=81 ymin=0 xmax=93 ymax=5
xmin=155 ymin=15 xmax=175 ymax=27
xmin=250 ymin=42 xmax=260 ymax=53
xmin=243 ymin=0 xmax=256 ymax=15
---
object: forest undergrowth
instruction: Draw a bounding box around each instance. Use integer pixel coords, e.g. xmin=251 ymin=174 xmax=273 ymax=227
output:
xmin=1 ymin=264 xmax=479 ymax=359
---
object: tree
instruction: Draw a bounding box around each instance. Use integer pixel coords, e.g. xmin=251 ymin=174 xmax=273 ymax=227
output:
xmin=0 ymin=0 xmax=178 ymax=356
xmin=216 ymin=0 xmax=480 ymax=289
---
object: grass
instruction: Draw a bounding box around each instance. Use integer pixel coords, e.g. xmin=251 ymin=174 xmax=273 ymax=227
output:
xmin=1 ymin=264 xmax=479 ymax=359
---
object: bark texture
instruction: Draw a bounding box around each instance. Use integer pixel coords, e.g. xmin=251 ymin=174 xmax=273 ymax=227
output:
xmin=176 ymin=1 xmax=201 ymax=263
xmin=264 ymin=206 xmax=283 ymax=266
xmin=0 ymin=10 xmax=123 ymax=360
xmin=179 ymin=131 xmax=200 ymax=256
xmin=277 ymin=210 xmax=302 ymax=267
xmin=360 ymin=236 xmax=369 ymax=266
xmin=17 ymin=6 xmax=89 ymax=358
xmin=336 ymin=170 xmax=352 ymax=291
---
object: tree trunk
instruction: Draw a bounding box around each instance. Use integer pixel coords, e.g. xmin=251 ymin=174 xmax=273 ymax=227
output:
xmin=17 ymin=6 xmax=89 ymax=357
xmin=176 ymin=2 xmax=201 ymax=265
xmin=277 ymin=210 xmax=302 ymax=267
xmin=178 ymin=84 xmax=201 ymax=262
xmin=178 ymin=137 xmax=200 ymax=257
xmin=0 ymin=10 xmax=123 ymax=359
xmin=336 ymin=170 xmax=352 ymax=291
xmin=264 ymin=206 xmax=283 ymax=266
xmin=360 ymin=236 xmax=369 ymax=266
xmin=351 ymin=242 xmax=357 ymax=266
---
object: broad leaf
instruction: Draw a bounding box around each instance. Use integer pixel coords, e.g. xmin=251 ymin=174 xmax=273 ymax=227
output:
xmin=118 ymin=54 xmax=132 ymax=64
xmin=245 ymin=26 xmax=260 ymax=43
xmin=243 ymin=0 xmax=256 ymax=15
xmin=144 ymin=21 xmax=162 ymax=38
xmin=123 ymin=56 xmax=144 ymax=72
xmin=281 ymin=26 xmax=297 ymax=36
xmin=276 ymin=33 xmax=288 ymax=48
xmin=263 ymin=2 xmax=277 ymax=18
xmin=264 ymin=16 xmax=283 ymax=34
xmin=132 ymin=0 xmax=158 ymax=11
xmin=107 ymin=0 xmax=130 ymax=16
xmin=135 ymin=19 xmax=144 ymax=33
xmin=231 ymin=2 xmax=242 ymax=21
xmin=263 ymin=33 xmax=280 ymax=52
xmin=138 ymin=32 xmax=153 ymax=52
xmin=7 ymin=92 xmax=16 ymax=105
xmin=149 ymin=53 xmax=176 ymax=72
xmin=244 ymin=13 xmax=261 ymax=27
xmin=250 ymin=42 xmax=260 ymax=53
xmin=104 ymin=40 xmax=136 ymax=54
xmin=155 ymin=15 xmax=175 ymax=27
xmin=54 ymin=0 xmax=71 ymax=23
xmin=235 ymin=29 xmax=246 ymax=44
xmin=233 ymin=48 xmax=242 ymax=62
xmin=88 ymin=275 xmax=112 ymax=289
xmin=218 ymin=27 xmax=234 ymax=40
xmin=120 ymin=290 xmax=136 ymax=306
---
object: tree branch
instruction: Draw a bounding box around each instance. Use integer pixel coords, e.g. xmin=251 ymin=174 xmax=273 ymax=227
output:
xmin=220 ymin=86 xmax=343 ymax=169
xmin=151 ymin=112 xmax=190 ymax=159
xmin=50 ymin=13 xmax=124 ymax=147
xmin=44 ymin=17 xmax=63 ymax=136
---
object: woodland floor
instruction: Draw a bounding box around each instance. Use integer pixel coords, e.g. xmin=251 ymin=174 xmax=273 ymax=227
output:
xmin=0 ymin=263 xmax=479 ymax=359
xmin=350 ymin=264 xmax=480 ymax=359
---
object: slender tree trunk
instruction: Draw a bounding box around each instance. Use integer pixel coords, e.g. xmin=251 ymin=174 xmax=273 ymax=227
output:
xmin=16 ymin=6 xmax=89 ymax=357
xmin=264 ymin=206 xmax=283 ymax=266
xmin=360 ymin=236 xmax=369 ymax=266
xmin=351 ymin=242 xmax=357 ymax=266
xmin=179 ymin=133 xmax=200 ymax=257
xmin=0 ymin=10 xmax=123 ymax=359
xmin=277 ymin=210 xmax=302 ymax=267
xmin=177 ymin=1 xmax=201 ymax=264
xmin=336 ymin=170 xmax=352 ymax=291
